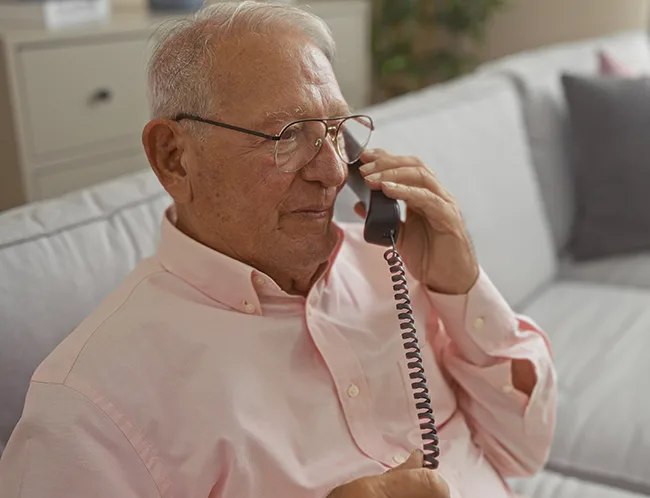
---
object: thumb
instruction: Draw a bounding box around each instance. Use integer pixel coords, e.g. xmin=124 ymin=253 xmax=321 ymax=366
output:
xmin=353 ymin=201 xmax=367 ymax=219
xmin=383 ymin=468 xmax=450 ymax=498
xmin=392 ymin=450 xmax=424 ymax=471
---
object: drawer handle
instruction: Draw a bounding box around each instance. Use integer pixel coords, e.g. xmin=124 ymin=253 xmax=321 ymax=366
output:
xmin=89 ymin=88 xmax=112 ymax=105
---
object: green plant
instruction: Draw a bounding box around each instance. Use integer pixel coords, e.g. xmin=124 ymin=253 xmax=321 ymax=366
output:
xmin=372 ymin=0 xmax=508 ymax=102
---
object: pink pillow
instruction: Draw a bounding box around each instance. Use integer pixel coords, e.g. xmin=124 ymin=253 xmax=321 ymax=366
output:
xmin=598 ymin=50 xmax=636 ymax=76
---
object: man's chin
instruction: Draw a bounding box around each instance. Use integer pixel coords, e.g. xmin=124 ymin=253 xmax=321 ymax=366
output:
xmin=283 ymin=225 xmax=339 ymax=264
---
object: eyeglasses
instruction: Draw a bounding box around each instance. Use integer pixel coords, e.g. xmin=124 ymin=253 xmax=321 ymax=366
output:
xmin=173 ymin=113 xmax=374 ymax=173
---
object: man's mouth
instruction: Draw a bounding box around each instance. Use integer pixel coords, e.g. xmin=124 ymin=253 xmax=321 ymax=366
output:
xmin=290 ymin=206 xmax=333 ymax=219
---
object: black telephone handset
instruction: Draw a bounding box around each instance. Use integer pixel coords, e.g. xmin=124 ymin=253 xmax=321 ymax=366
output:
xmin=346 ymin=151 xmax=441 ymax=470
xmin=347 ymin=159 xmax=401 ymax=247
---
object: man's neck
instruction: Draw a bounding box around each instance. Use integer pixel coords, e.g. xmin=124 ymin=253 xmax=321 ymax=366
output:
xmin=267 ymin=260 xmax=329 ymax=296
xmin=175 ymin=213 xmax=328 ymax=297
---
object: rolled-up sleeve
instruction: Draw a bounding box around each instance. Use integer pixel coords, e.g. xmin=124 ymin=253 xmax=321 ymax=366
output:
xmin=425 ymin=268 xmax=557 ymax=477
xmin=0 ymin=381 xmax=161 ymax=498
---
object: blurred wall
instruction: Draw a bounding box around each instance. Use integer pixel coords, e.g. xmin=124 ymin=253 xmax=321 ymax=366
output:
xmin=112 ymin=0 xmax=145 ymax=10
xmin=481 ymin=0 xmax=650 ymax=60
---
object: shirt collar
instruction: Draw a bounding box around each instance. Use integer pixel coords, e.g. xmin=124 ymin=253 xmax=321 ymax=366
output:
xmin=156 ymin=206 xmax=345 ymax=314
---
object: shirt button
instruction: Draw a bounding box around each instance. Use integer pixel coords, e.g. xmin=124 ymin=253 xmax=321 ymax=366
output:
xmin=243 ymin=301 xmax=256 ymax=314
xmin=501 ymin=384 xmax=514 ymax=394
xmin=346 ymin=384 xmax=360 ymax=398
xmin=253 ymin=276 xmax=265 ymax=286
xmin=473 ymin=317 xmax=485 ymax=330
xmin=392 ymin=454 xmax=407 ymax=465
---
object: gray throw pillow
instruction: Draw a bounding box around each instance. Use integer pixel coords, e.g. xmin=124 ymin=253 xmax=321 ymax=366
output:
xmin=562 ymin=74 xmax=650 ymax=260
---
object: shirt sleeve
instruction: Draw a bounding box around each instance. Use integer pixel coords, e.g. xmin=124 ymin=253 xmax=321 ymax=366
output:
xmin=425 ymin=268 xmax=557 ymax=478
xmin=0 ymin=381 xmax=161 ymax=498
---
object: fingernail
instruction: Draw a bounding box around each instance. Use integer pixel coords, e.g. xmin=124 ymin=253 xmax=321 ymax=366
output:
xmin=382 ymin=181 xmax=399 ymax=189
xmin=359 ymin=162 xmax=376 ymax=174
xmin=365 ymin=172 xmax=381 ymax=182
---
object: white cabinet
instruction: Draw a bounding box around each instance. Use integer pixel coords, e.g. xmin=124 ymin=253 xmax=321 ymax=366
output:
xmin=0 ymin=4 xmax=370 ymax=211
xmin=19 ymin=38 xmax=150 ymax=157
xmin=0 ymin=17 xmax=155 ymax=211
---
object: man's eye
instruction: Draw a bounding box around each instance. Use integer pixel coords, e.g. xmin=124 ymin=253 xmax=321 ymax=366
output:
xmin=281 ymin=129 xmax=298 ymax=141
xmin=280 ymin=123 xmax=304 ymax=142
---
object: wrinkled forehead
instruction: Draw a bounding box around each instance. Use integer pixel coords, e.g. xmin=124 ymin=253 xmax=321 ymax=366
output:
xmin=211 ymin=31 xmax=348 ymax=127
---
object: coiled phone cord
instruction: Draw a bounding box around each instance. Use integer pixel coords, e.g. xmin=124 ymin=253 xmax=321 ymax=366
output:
xmin=384 ymin=232 xmax=441 ymax=470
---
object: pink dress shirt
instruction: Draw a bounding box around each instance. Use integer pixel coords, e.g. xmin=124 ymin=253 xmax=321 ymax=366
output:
xmin=0 ymin=208 xmax=556 ymax=498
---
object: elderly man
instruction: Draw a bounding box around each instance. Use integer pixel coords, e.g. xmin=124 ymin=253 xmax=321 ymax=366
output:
xmin=0 ymin=2 xmax=556 ymax=497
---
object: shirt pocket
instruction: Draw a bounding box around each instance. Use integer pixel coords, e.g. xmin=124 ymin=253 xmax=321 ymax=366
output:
xmin=366 ymin=356 xmax=428 ymax=452
xmin=396 ymin=357 xmax=430 ymax=449
xmin=394 ymin=345 xmax=458 ymax=451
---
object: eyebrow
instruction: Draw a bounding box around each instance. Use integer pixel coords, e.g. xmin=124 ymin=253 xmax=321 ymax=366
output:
xmin=259 ymin=104 xmax=353 ymax=129
xmin=262 ymin=108 xmax=305 ymax=126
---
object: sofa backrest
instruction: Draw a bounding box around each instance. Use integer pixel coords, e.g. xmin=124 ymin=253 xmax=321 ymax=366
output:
xmin=0 ymin=170 xmax=170 ymax=453
xmin=340 ymin=75 xmax=556 ymax=308
xmin=0 ymin=73 xmax=556 ymax=454
xmin=480 ymin=31 xmax=650 ymax=251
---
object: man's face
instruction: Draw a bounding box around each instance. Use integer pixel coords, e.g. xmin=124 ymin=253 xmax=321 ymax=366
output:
xmin=177 ymin=31 xmax=349 ymax=287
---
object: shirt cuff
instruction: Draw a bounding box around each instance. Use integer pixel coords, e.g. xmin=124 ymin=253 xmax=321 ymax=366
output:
xmin=424 ymin=267 xmax=518 ymax=366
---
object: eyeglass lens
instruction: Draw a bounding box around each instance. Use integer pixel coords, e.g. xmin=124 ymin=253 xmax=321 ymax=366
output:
xmin=275 ymin=116 xmax=372 ymax=172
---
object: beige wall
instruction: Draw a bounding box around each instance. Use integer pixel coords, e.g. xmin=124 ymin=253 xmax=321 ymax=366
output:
xmin=481 ymin=0 xmax=650 ymax=61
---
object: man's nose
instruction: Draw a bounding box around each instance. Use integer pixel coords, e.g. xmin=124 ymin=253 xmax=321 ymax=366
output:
xmin=300 ymin=135 xmax=347 ymax=188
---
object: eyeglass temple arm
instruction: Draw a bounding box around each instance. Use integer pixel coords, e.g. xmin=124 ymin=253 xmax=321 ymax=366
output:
xmin=173 ymin=113 xmax=280 ymax=141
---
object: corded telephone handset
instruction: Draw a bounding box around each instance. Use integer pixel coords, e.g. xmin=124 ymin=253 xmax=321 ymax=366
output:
xmin=347 ymin=151 xmax=441 ymax=470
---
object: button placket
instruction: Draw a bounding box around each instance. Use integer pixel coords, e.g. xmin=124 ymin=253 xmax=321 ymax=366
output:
xmin=306 ymin=314 xmax=389 ymax=464
xmin=242 ymin=300 xmax=256 ymax=314
xmin=346 ymin=383 xmax=360 ymax=398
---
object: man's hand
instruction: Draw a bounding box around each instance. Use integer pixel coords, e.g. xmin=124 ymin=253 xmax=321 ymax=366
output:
xmin=328 ymin=451 xmax=450 ymax=498
xmin=356 ymin=149 xmax=479 ymax=295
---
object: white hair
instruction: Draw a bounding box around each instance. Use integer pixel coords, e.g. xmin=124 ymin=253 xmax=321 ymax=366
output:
xmin=147 ymin=1 xmax=336 ymax=121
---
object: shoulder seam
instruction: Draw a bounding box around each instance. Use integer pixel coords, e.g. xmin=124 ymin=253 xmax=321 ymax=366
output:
xmin=30 ymin=381 xmax=164 ymax=498
xmin=61 ymin=269 xmax=168 ymax=384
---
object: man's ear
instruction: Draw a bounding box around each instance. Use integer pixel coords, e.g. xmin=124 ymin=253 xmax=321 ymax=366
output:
xmin=142 ymin=119 xmax=193 ymax=204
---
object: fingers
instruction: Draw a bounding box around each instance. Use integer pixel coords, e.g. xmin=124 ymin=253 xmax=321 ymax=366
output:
xmin=360 ymin=148 xmax=388 ymax=163
xmin=380 ymin=182 xmax=459 ymax=234
xmin=359 ymin=155 xmax=451 ymax=201
xmin=364 ymin=166 xmax=438 ymax=194
xmin=353 ymin=201 xmax=367 ymax=219
xmin=327 ymin=448 xmax=449 ymax=498
xmin=386 ymin=450 xmax=423 ymax=473
xmin=357 ymin=149 xmax=462 ymax=237
xmin=360 ymin=153 xmax=421 ymax=174
xmin=399 ymin=449 xmax=424 ymax=470
xmin=383 ymin=468 xmax=450 ymax=498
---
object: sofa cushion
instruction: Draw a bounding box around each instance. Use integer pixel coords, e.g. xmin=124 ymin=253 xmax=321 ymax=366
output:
xmin=481 ymin=31 xmax=650 ymax=252
xmin=559 ymin=252 xmax=650 ymax=289
xmin=343 ymin=76 xmax=556 ymax=308
xmin=599 ymin=50 xmax=637 ymax=76
xmin=562 ymin=74 xmax=650 ymax=260
xmin=359 ymin=73 xmax=503 ymax=124
xmin=0 ymin=170 xmax=169 ymax=454
xmin=336 ymin=73 xmax=509 ymax=223
xmin=511 ymin=470 xmax=649 ymax=498
xmin=521 ymin=281 xmax=650 ymax=494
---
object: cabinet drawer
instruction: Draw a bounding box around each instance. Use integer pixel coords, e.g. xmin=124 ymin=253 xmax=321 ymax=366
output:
xmin=33 ymin=151 xmax=149 ymax=200
xmin=18 ymin=38 xmax=150 ymax=158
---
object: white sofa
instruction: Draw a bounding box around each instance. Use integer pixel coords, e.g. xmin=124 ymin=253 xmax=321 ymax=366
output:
xmin=2 ymin=31 xmax=650 ymax=497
